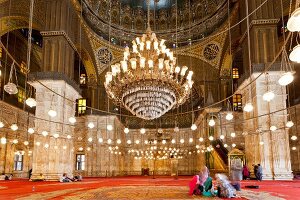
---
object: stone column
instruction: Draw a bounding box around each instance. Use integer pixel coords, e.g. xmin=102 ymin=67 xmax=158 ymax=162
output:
xmin=29 ymin=78 xmax=81 ymax=180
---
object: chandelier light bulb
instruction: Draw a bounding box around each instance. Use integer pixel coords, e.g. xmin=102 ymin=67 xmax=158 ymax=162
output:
xmin=117 ymin=139 xmax=121 ymax=144
xmin=44 ymin=144 xmax=49 ymax=149
xmin=292 ymin=146 xmax=297 ymax=150
xmin=270 ymin=126 xmax=277 ymax=132
xmin=11 ymin=124 xmax=18 ymax=131
xmin=124 ymin=127 xmax=129 ymax=134
xmin=220 ymin=135 xmax=225 ymax=140
xmin=243 ymin=103 xmax=254 ymax=112
xmin=127 ymin=140 xmax=132 ymax=144
xmin=162 ymin=139 xmax=166 ymax=144
xmin=140 ymin=128 xmax=146 ymax=134
xmin=28 ymin=128 xmax=35 ymax=134
xmin=171 ymin=139 xmax=176 ymax=144
xmin=291 ymin=135 xmax=297 ymax=141
xmin=158 ymin=128 xmax=163 ymax=133
xmin=48 ymin=109 xmax=57 ymax=117
xmin=286 ymin=121 xmax=294 ymax=128
xmin=230 ymin=132 xmax=236 ymax=138
xmin=67 ymin=135 xmax=72 ymax=139
xmin=88 ymin=137 xmax=93 ymax=142
xmin=278 ymin=72 xmax=294 ymax=86
xmin=42 ymin=131 xmax=48 ymax=137
xmin=12 ymin=139 xmax=18 ymax=144
xmin=209 ymin=136 xmax=214 ymax=141
xmin=98 ymin=138 xmax=103 ymax=143
xmin=174 ymin=126 xmax=179 ymax=132
xmin=36 ymin=141 xmax=41 ymax=146
xmin=135 ymin=140 xmax=140 ymax=144
xmin=144 ymin=140 xmax=148 ymax=144
xmin=226 ymin=113 xmax=234 ymax=121
xmin=224 ymin=144 xmax=228 ymax=148
xmin=232 ymin=143 xmax=236 ymax=147
xmin=290 ymin=44 xmax=300 ymax=63
xmin=259 ymin=141 xmax=264 ymax=145
xmin=180 ymin=139 xmax=184 ymax=144
xmin=0 ymin=137 xmax=6 ymax=144
xmin=68 ymin=117 xmax=76 ymax=124
xmin=263 ymin=91 xmax=275 ymax=102
xmin=53 ymin=133 xmax=59 ymax=138
xmin=25 ymin=98 xmax=37 ymax=108
xmin=24 ymin=141 xmax=29 ymax=146
xmin=189 ymin=138 xmax=193 ymax=143
xmin=0 ymin=121 xmax=4 ymax=128
xmin=107 ymin=139 xmax=112 ymax=144
xmin=107 ymin=125 xmax=113 ymax=131
xmin=208 ymin=119 xmax=215 ymax=127
xmin=78 ymin=147 xmax=83 ymax=151
xmin=191 ymin=124 xmax=197 ymax=130
xmin=287 ymin=8 xmax=300 ymax=32
xmin=153 ymin=140 xmax=157 ymax=144
xmin=199 ymin=137 xmax=204 ymax=142
xmin=88 ymin=122 xmax=95 ymax=129
xmin=63 ymin=146 xmax=67 ymax=150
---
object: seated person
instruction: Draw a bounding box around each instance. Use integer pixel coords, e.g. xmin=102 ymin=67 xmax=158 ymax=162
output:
xmin=215 ymin=173 xmax=236 ymax=198
xmin=0 ymin=173 xmax=6 ymax=180
xmin=59 ymin=173 xmax=72 ymax=182
xmin=31 ymin=173 xmax=45 ymax=182
xmin=4 ymin=174 xmax=13 ymax=180
xmin=189 ymin=172 xmax=202 ymax=195
xmin=74 ymin=173 xmax=82 ymax=181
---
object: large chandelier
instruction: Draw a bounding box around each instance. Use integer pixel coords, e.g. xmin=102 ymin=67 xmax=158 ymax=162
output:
xmin=104 ymin=0 xmax=193 ymax=120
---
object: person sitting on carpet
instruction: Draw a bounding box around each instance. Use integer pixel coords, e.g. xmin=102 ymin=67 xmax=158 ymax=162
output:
xmin=215 ymin=173 xmax=236 ymax=198
xmin=242 ymin=165 xmax=250 ymax=180
xmin=74 ymin=173 xmax=82 ymax=181
xmin=256 ymin=164 xmax=263 ymax=181
xmin=60 ymin=173 xmax=72 ymax=182
xmin=31 ymin=173 xmax=45 ymax=182
xmin=198 ymin=166 xmax=214 ymax=197
xmin=4 ymin=174 xmax=13 ymax=180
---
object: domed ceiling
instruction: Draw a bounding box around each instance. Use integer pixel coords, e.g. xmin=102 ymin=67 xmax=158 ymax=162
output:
xmin=82 ymin=0 xmax=230 ymax=46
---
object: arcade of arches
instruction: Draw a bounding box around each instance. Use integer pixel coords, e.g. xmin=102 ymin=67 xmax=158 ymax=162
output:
xmin=0 ymin=0 xmax=300 ymax=199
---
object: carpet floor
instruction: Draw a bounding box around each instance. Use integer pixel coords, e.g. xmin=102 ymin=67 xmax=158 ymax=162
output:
xmin=0 ymin=176 xmax=299 ymax=200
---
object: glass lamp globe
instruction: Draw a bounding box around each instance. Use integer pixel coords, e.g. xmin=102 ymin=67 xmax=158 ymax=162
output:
xmin=220 ymin=135 xmax=225 ymax=140
xmin=290 ymin=45 xmax=300 ymax=63
xmin=4 ymin=83 xmax=18 ymax=95
xmin=11 ymin=124 xmax=18 ymax=131
xmin=135 ymin=140 xmax=140 ymax=144
xmin=270 ymin=126 xmax=277 ymax=132
xmin=42 ymin=131 xmax=48 ymax=137
xmin=127 ymin=140 xmax=132 ymax=144
xmin=124 ymin=127 xmax=129 ymax=134
xmin=88 ymin=137 xmax=93 ymax=142
xmin=153 ymin=140 xmax=157 ymax=144
xmin=291 ymin=135 xmax=297 ymax=141
xmin=53 ymin=133 xmax=59 ymax=138
xmin=1 ymin=137 xmax=7 ymax=144
xmin=174 ymin=126 xmax=179 ymax=132
xmin=232 ymin=143 xmax=236 ymax=147
xmin=28 ymin=128 xmax=34 ymax=134
xmin=88 ymin=122 xmax=95 ymax=129
xmin=180 ymin=139 xmax=184 ymax=144
xmin=162 ymin=139 xmax=166 ymax=144
xmin=158 ymin=128 xmax=163 ymax=133
xmin=286 ymin=121 xmax=294 ymax=128
xmin=209 ymin=136 xmax=214 ymax=141
xmin=292 ymin=146 xmax=297 ymax=150
xmin=48 ymin=109 xmax=57 ymax=117
xmin=36 ymin=141 xmax=41 ymax=146
xmin=0 ymin=121 xmax=4 ymax=128
xmin=263 ymin=91 xmax=275 ymax=102
xmin=107 ymin=139 xmax=112 ymax=144
xmin=78 ymin=147 xmax=83 ymax=151
xmin=68 ymin=117 xmax=76 ymax=124
xmin=224 ymin=144 xmax=228 ymax=148
xmin=117 ymin=139 xmax=121 ymax=144
xmin=226 ymin=113 xmax=233 ymax=121
xmin=98 ymin=138 xmax=103 ymax=143
xmin=230 ymin=132 xmax=236 ymax=138
xmin=63 ymin=146 xmax=67 ymax=150
xmin=144 ymin=140 xmax=148 ymax=144
xmin=191 ymin=124 xmax=197 ymax=130
xmin=259 ymin=141 xmax=264 ymax=145
xmin=44 ymin=144 xmax=49 ymax=149
xmin=67 ymin=135 xmax=72 ymax=139
xmin=171 ymin=139 xmax=176 ymax=144
xmin=12 ymin=139 xmax=18 ymax=144
xmin=25 ymin=98 xmax=37 ymax=108
xmin=140 ymin=128 xmax=146 ymax=134
xmin=199 ymin=137 xmax=204 ymax=142
xmin=107 ymin=125 xmax=113 ymax=131
xmin=278 ymin=72 xmax=294 ymax=86
xmin=243 ymin=103 xmax=254 ymax=112
xmin=189 ymin=138 xmax=193 ymax=143
xmin=24 ymin=141 xmax=29 ymax=146
xmin=287 ymin=8 xmax=300 ymax=32
xmin=208 ymin=119 xmax=215 ymax=127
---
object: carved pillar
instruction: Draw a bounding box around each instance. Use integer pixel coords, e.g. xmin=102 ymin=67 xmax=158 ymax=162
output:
xmin=40 ymin=0 xmax=77 ymax=80
xmin=29 ymin=77 xmax=81 ymax=180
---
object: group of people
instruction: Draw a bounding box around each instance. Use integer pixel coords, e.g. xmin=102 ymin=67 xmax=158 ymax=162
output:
xmin=0 ymin=173 xmax=13 ymax=180
xmin=189 ymin=166 xmax=237 ymax=198
xmin=60 ymin=173 xmax=82 ymax=182
xmin=253 ymin=164 xmax=263 ymax=181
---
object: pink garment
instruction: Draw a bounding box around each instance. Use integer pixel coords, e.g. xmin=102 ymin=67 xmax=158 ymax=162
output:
xmin=242 ymin=166 xmax=250 ymax=177
xmin=189 ymin=175 xmax=199 ymax=195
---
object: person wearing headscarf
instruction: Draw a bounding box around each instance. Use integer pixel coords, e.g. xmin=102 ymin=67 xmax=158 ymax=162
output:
xmin=231 ymin=158 xmax=243 ymax=190
xmin=242 ymin=165 xmax=250 ymax=180
xmin=256 ymin=164 xmax=263 ymax=181
xmin=215 ymin=173 xmax=236 ymax=198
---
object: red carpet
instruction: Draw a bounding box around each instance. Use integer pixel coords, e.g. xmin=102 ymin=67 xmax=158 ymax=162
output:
xmin=0 ymin=176 xmax=299 ymax=199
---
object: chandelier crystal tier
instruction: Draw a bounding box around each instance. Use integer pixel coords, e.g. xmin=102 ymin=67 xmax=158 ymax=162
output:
xmin=104 ymin=0 xmax=193 ymax=120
